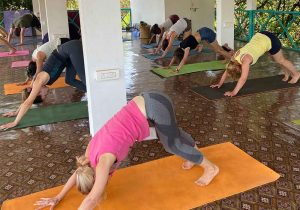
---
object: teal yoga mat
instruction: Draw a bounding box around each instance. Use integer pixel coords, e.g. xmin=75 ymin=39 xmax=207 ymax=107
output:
xmin=0 ymin=102 xmax=88 ymax=130
xmin=151 ymin=60 xmax=226 ymax=78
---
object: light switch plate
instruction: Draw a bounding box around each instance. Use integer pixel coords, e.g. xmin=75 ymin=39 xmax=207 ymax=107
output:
xmin=95 ymin=69 xmax=120 ymax=81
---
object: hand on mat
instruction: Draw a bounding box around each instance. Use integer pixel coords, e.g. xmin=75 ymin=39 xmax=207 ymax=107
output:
xmin=210 ymin=84 xmax=222 ymax=88
xmin=2 ymin=111 xmax=17 ymax=117
xmin=224 ymin=91 xmax=237 ymax=97
xmin=34 ymin=197 xmax=60 ymax=210
xmin=0 ymin=121 xmax=17 ymax=131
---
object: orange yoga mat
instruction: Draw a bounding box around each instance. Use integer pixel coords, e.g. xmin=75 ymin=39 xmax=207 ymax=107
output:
xmin=3 ymin=77 xmax=70 ymax=95
xmin=2 ymin=142 xmax=280 ymax=210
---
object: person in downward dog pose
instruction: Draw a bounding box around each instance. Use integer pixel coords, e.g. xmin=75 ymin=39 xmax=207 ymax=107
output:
xmin=8 ymin=13 xmax=41 ymax=45
xmin=0 ymin=40 xmax=87 ymax=131
xmin=211 ymin=31 xmax=300 ymax=97
xmin=34 ymin=90 xmax=219 ymax=210
xmin=166 ymin=27 xmax=233 ymax=72
xmin=149 ymin=14 xmax=180 ymax=44
xmin=154 ymin=18 xmax=192 ymax=58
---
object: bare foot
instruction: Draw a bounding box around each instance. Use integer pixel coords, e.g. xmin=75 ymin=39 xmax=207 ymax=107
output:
xmin=182 ymin=160 xmax=195 ymax=170
xmin=8 ymin=48 xmax=16 ymax=54
xmin=289 ymin=73 xmax=300 ymax=84
xmin=282 ymin=74 xmax=290 ymax=82
xmin=195 ymin=164 xmax=219 ymax=186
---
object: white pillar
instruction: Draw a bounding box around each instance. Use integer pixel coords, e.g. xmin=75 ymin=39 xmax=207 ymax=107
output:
xmin=216 ymin=0 xmax=235 ymax=49
xmin=32 ymin=0 xmax=39 ymax=16
xmin=38 ymin=0 xmax=48 ymax=37
xmin=131 ymin=0 xmax=165 ymax=25
xmin=45 ymin=0 xmax=69 ymax=42
xmin=247 ymin=0 xmax=257 ymax=10
xmin=78 ymin=0 xmax=126 ymax=135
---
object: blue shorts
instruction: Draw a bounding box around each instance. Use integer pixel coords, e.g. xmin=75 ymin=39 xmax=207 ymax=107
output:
xmin=259 ymin=31 xmax=282 ymax=55
xmin=197 ymin=27 xmax=216 ymax=43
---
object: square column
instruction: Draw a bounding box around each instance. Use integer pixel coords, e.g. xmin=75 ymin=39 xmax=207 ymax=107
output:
xmin=45 ymin=0 xmax=69 ymax=42
xmin=32 ymin=0 xmax=39 ymax=16
xmin=216 ymin=0 xmax=235 ymax=49
xmin=38 ymin=0 xmax=48 ymax=37
xmin=247 ymin=0 xmax=257 ymax=10
xmin=78 ymin=0 xmax=126 ymax=135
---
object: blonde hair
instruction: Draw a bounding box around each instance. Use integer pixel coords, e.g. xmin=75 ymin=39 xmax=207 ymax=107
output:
xmin=76 ymin=156 xmax=95 ymax=194
xmin=226 ymin=61 xmax=242 ymax=80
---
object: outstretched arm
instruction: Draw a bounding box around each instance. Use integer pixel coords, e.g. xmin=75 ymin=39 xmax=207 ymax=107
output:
xmin=18 ymin=27 xmax=25 ymax=45
xmin=34 ymin=142 xmax=93 ymax=210
xmin=35 ymin=51 xmax=46 ymax=75
xmin=78 ymin=153 xmax=116 ymax=210
xmin=210 ymin=70 xmax=228 ymax=88
xmin=161 ymin=33 xmax=176 ymax=58
xmin=165 ymin=57 xmax=176 ymax=69
xmin=7 ymin=28 xmax=14 ymax=43
xmin=148 ymin=34 xmax=156 ymax=44
xmin=224 ymin=56 xmax=252 ymax=97
xmin=0 ymin=72 xmax=49 ymax=130
xmin=175 ymin=47 xmax=190 ymax=72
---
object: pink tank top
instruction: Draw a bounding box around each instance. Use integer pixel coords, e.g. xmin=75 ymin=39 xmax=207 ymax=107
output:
xmin=88 ymin=100 xmax=149 ymax=170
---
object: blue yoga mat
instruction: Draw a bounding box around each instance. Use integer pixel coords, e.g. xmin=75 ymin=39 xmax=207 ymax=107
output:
xmin=142 ymin=40 xmax=181 ymax=49
xmin=142 ymin=48 xmax=212 ymax=60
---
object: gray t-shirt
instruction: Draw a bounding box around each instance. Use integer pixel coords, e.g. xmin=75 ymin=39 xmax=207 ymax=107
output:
xmin=168 ymin=18 xmax=187 ymax=35
xmin=12 ymin=14 xmax=33 ymax=28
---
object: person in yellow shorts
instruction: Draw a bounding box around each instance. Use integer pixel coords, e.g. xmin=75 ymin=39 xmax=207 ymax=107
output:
xmin=211 ymin=31 xmax=300 ymax=97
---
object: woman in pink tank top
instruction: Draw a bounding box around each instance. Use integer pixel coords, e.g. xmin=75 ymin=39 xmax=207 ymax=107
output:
xmin=34 ymin=91 xmax=219 ymax=210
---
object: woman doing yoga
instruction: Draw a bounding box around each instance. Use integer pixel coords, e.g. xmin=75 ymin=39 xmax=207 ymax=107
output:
xmin=167 ymin=27 xmax=233 ymax=72
xmin=0 ymin=40 xmax=86 ymax=130
xmin=149 ymin=14 xmax=179 ymax=44
xmin=154 ymin=18 xmax=192 ymax=58
xmin=18 ymin=40 xmax=60 ymax=86
xmin=211 ymin=31 xmax=300 ymax=97
xmin=34 ymin=91 xmax=219 ymax=210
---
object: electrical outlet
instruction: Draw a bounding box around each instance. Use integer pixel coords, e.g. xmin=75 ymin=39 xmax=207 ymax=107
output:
xmin=95 ymin=69 xmax=120 ymax=81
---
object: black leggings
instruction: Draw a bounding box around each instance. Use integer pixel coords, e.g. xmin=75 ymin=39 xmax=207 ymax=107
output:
xmin=141 ymin=91 xmax=203 ymax=164
xmin=43 ymin=40 xmax=86 ymax=92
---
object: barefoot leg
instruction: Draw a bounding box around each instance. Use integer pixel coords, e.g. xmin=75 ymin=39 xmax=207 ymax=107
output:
xmin=195 ymin=156 xmax=219 ymax=186
xmin=272 ymin=50 xmax=300 ymax=83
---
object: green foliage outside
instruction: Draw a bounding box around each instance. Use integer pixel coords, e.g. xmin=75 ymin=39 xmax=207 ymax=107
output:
xmin=67 ymin=0 xmax=79 ymax=10
xmin=235 ymin=0 xmax=300 ymax=50
xmin=0 ymin=0 xmax=33 ymax=11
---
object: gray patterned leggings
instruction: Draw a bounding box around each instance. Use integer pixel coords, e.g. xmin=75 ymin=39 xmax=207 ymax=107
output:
xmin=141 ymin=90 xmax=203 ymax=164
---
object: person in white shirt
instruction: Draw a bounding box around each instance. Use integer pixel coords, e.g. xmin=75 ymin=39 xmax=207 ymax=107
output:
xmin=148 ymin=14 xmax=179 ymax=44
xmin=18 ymin=40 xmax=59 ymax=86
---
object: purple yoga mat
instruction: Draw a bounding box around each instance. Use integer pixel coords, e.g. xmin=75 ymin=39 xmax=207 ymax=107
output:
xmin=0 ymin=50 xmax=29 ymax=57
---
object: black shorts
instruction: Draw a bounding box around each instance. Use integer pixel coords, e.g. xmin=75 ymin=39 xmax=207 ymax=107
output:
xmin=259 ymin=31 xmax=282 ymax=55
xmin=43 ymin=50 xmax=66 ymax=85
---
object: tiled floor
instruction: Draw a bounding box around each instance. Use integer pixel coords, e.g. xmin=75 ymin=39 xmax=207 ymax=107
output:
xmin=0 ymin=36 xmax=300 ymax=210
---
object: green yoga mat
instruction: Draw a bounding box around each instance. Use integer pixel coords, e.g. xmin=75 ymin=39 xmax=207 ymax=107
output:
xmin=0 ymin=102 xmax=88 ymax=130
xmin=151 ymin=60 xmax=226 ymax=78
xmin=292 ymin=120 xmax=300 ymax=125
